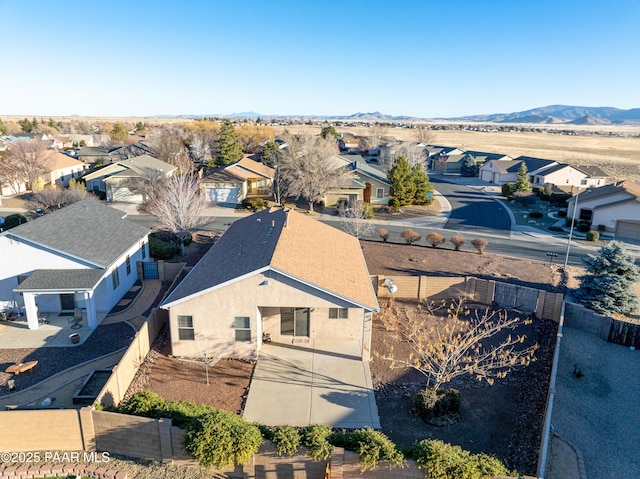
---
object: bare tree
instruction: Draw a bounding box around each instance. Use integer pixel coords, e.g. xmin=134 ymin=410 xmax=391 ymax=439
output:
xmin=3 ymin=139 xmax=53 ymax=191
xmin=146 ymin=173 xmax=208 ymax=255
xmin=28 ymin=181 xmax=89 ymax=212
xmin=396 ymin=143 xmax=427 ymax=167
xmin=339 ymin=199 xmax=374 ymax=240
xmin=369 ymin=123 xmax=388 ymax=149
xmin=413 ymin=124 xmax=434 ymax=144
xmin=378 ymin=298 xmax=539 ymax=390
xmin=189 ymin=133 xmax=212 ymax=167
xmin=149 ymin=127 xmax=188 ymax=165
xmin=236 ymin=124 xmax=274 ymax=153
xmin=277 ymin=134 xmax=350 ymax=213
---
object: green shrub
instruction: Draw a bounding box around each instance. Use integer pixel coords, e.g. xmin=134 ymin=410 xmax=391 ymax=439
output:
xmin=185 ymin=409 xmax=263 ymax=468
xmin=528 ymin=211 xmax=543 ymax=218
xmin=272 ymin=425 xmax=301 ymax=456
xmin=389 ymin=197 xmax=401 ymax=209
xmin=149 ymin=234 xmax=178 ymax=259
xmin=302 ymin=424 xmax=334 ymax=460
xmin=4 ymin=213 xmax=28 ymax=229
xmin=119 ymin=390 xmax=165 ymax=418
xmin=577 ymin=220 xmax=591 ymax=233
xmin=501 ymin=183 xmax=514 ymax=198
xmin=586 ymin=231 xmax=600 ymax=242
xmin=160 ymin=400 xmax=216 ymax=431
xmin=348 ymin=428 xmax=404 ymax=471
xmin=362 ymin=202 xmax=374 ymax=219
xmin=241 ymin=197 xmax=266 ymax=211
xmin=557 ymin=209 xmax=567 ymax=217
xmin=413 ymin=388 xmax=460 ymax=423
xmin=412 ymin=439 xmax=509 ymax=479
xmin=565 ymin=218 xmax=576 ymax=228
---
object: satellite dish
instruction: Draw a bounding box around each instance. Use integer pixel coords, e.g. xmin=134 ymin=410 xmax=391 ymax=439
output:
xmin=388 ymin=284 xmax=398 ymax=294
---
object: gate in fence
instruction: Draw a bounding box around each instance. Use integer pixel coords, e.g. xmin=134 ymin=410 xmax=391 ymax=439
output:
xmin=142 ymin=261 xmax=159 ymax=280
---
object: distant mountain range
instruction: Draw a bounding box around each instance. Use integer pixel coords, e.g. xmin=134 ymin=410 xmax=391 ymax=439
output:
xmin=158 ymin=105 xmax=640 ymax=125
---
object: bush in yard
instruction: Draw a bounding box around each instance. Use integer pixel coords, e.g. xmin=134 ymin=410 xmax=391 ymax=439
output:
xmin=471 ymin=238 xmax=488 ymax=254
xmin=586 ymin=231 xmax=599 ymax=242
xmin=450 ymin=235 xmax=465 ymax=251
xmin=272 ymin=425 xmax=301 ymax=456
xmin=578 ymin=220 xmax=591 ymax=233
xmin=528 ymin=211 xmax=543 ymax=218
xmin=149 ymin=234 xmax=178 ymax=259
xmin=379 ymin=228 xmax=389 ymax=242
xmin=119 ymin=390 xmax=165 ymax=418
xmin=301 ymin=424 xmax=334 ymax=460
xmin=401 ymin=229 xmax=421 ymax=244
xmin=413 ymin=388 xmax=460 ymax=423
xmin=557 ymin=209 xmax=567 ymax=217
xmin=332 ymin=428 xmax=404 ymax=471
xmin=565 ymin=217 xmax=576 ymax=228
xmin=185 ymin=409 xmax=263 ymax=468
xmin=426 ymin=232 xmax=446 ymax=248
xmin=389 ymin=197 xmax=401 ymax=209
xmin=501 ymin=183 xmax=515 ymax=199
xmin=412 ymin=439 xmax=509 ymax=479
xmin=3 ymin=213 xmax=28 ymax=229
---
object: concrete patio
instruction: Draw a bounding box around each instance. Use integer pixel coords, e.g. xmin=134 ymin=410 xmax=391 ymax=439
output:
xmin=243 ymin=339 xmax=380 ymax=429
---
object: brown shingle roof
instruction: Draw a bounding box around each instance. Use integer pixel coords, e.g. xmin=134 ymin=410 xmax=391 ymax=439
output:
xmin=162 ymin=207 xmax=379 ymax=311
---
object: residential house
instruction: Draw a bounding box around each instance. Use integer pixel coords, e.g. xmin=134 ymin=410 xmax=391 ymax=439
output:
xmin=82 ymin=155 xmax=177 ymax=203
xmin=531 ymin=164 xmax=608 ymax=190
xmin=161 ymin=207 xmax=379 ymax=360
xmin=324 ymin=155 xmax=392 ymax=207
xmin=77 ymin=142 xmax=154 ymax=167
xmin=44 ymin=150 xmax=87 ymax=187
xmin=0 ymin=199 xmax=150 ymax=330
xmin=479 ymin=156 xmax=558 ymax=184
xmin=77 ymin=146 xmax=112 ymax=167
xmin=201 ymin=157 xmax=274 ymax=203
xmin=425 ymin=145 xmax=464 ymax=170
xmin=566 ymin=180 xmax=640 ymax=240
xmin=434 ymin=150 xmax=513 ymax=176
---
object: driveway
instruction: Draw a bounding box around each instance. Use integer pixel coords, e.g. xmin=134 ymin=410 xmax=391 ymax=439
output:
xmin=243 ymin=339 xmax=380 ymax=428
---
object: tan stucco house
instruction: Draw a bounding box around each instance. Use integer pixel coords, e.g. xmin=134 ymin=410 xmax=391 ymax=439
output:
xmin=161 ymin=207 xmax=379 ymax=360
xmin=324 ymin=155 xmax=392 ymax=206
xmin=201 ymin=157 xmax=274 ymax=203
xmin=567 ymin=180 xmax=640 ymax=240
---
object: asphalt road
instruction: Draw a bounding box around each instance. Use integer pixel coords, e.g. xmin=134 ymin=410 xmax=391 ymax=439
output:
xmin=430 ymin=176 xmax=512 ymax=233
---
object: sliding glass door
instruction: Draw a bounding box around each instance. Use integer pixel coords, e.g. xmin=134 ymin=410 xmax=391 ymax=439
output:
xmin=280 ymin=307 xmax=310 ymax=337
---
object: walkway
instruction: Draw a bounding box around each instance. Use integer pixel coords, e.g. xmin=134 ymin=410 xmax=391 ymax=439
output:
xmin=243 ymin=340 xmax=380 ymax=429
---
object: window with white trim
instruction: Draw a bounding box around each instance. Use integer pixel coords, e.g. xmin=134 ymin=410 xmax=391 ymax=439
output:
xmin=111 ymin=268 xmax=119 ymax=290
xmin=376 ymin=188 xmax=385 ymax=199
xmin=126 ymin=255 xmax=131 ymax=275
xmin=329 ymin=308 xmax=349 ymax=319
xmin=234 ymin=316 xmax=251 ymax=341
xmin=178 ymin=315 xmax=195 ymax=340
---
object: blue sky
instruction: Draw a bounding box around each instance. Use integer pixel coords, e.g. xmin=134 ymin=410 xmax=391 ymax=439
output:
xmin=1 ymin=0 xmax=638 ymax=118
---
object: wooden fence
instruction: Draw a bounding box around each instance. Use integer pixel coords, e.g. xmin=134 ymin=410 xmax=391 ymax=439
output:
xmin=374 ymin=275 xmax=564 ymax=322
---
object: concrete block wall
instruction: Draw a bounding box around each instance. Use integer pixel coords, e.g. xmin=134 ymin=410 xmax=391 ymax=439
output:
xmin=564 ymin=301 xmax=611 ymax=340
xmin=0 ymin=409 xmax=85 ymax=452
xmin=92 ymin=410 xmax=163 ymax=462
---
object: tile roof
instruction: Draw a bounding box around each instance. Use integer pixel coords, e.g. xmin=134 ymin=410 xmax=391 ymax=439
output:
xmin=162 ymin=207 xmax=379 ymax=311
xmin=3 ymin=199 xmax=150 ymax=268
xmin=15 ymin=269 xmax=105 ymax=292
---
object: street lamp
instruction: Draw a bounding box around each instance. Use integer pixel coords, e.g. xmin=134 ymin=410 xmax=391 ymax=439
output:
xmin=563 ymin=187 xmax=582 ymax=270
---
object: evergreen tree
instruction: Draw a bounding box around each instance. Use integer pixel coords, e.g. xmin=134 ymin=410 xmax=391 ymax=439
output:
xmin=31 ymin=117 xmax=39 ymax=133
xmin=460 ymin=155 xmax=477 ymax=177
xmin=261 ymin=139 xmax=278 ymax=167
xmin=577 ymin=241 xmax=640 ymax=315
xmin=387 ymin=156 xmax=416 ymax=206
xmin=514 ymin=162 xmax=532 ymax=192
xmin=0 ymin=118 xmax=7 ymax=136
xmin=320 ymin=126 xmax=337 ymax=140
xmin=215 ymin=120 xmax=243 ymax=166
xmin=411 ymin=164 xmax=433 ymax=204
xmin=110 ymin=123 xmax=128 ymax=142
xmin=18 ymin=118 xmax=33 ymax=133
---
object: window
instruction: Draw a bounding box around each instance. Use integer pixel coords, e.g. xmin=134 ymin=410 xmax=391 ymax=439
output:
xmin=141 ymin=241 xmax=146 ymax=259
xmin=329 ymin=308 xmax=349 ymax=319
xmin=111 ymin=268 xmax=119 ymax=290
xmin=580 ymin=179 xmax=587 ymax=185
xmin=234 ymin=316 xmax=251 ymax=341
xmin=376 ymin=188 xmax=385 ymax=199
xmin=91 ymin=180 xmax=100 ymax=191
xmin=126 ymin=255 xmax=131 ymax=275
xmin=177 ymin=315 xmax=195 ymax=340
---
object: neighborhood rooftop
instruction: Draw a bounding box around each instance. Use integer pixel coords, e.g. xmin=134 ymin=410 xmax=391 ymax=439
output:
xmin=162 ymin=207 xmax=379 ymax=311
xmin=2 ymin=198 xmax=150 ymax=268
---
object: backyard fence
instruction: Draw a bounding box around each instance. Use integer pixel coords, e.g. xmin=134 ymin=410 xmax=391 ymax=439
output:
xmin=374 ymin=275 xmax=564 ymax=322
xmin=562 ymin=301 xmax=640 ymax=348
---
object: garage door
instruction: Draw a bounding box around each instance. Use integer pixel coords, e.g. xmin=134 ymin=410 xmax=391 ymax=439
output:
xmin=206 ymin=187 xmax=239 ymax=203
xmin=616 ymin=221 xmax=640 ymax=241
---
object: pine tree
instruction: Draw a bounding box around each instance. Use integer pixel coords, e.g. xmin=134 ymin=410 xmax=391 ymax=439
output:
xmin=215 ymin=120 xmax=243 ymax=166
xmin=387 ymin=156 xmax=416 ymax=206
xmin=514 ymin=162 xmax=532 ymax=192
xmin=460 ymin=155 xmax=477 ymax=177
xmin=0 ymin=118 xmax=7 ymax=136
xmin=411 ymin=164 xmax=433 ymax=204
xmin=577 ymin=241 xmax=640 ymax=315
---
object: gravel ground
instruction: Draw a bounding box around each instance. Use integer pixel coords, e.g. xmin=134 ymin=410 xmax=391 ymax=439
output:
xmin=551 ymin=326 xmax=640 ymax=479
xmin=0 ymin=322 xmax=136 ymax=393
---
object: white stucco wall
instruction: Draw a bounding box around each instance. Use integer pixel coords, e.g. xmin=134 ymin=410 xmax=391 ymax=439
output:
xmin=592 ymin=201 xmax=640 ymax=233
